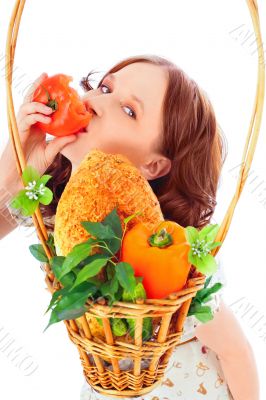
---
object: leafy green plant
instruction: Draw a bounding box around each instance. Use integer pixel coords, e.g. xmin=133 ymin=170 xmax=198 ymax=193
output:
xmin=185 ymin=224 xmax=222 ymax=276
xmin=29 ymin=207 xmax=144 ymax=332
xmin=121 ymin=280 xmax=152 ymax=341
xmin=188 ymin=276 xmax=223 ymax=323
xmin=10 ymin=166 xmax=53 ymax=216
xmin=28 ymin=206 xmax=223 ymax=333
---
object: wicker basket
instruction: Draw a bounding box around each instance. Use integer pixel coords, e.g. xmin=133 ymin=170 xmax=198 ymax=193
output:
xmin=48 ymin=266 xmax=205 ymax=397
xmin=5 ymin=0 xmax=265 ymax=398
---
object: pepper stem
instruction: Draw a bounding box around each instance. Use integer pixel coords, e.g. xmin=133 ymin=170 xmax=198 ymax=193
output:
xmin=148 ymin=227 xmax=173 ymax=248
xmin=40 ymin=84 xmax=58 ymax=111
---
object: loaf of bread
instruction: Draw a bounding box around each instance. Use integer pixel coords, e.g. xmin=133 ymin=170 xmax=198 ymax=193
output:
xmin=54 ymin=149 xmax=164 ymax=256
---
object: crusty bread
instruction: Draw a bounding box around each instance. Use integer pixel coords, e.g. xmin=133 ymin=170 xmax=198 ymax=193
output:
xmin=54 ymin=149 xmax=164 ymax=256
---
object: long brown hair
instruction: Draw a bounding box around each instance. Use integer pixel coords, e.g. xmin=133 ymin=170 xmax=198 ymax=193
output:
xmin=40 ymin=54 xmax=228 ymax=231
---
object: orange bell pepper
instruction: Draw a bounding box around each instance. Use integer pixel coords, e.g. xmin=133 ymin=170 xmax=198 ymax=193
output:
xmin=120 ymin=220 xmax=191 ymax=299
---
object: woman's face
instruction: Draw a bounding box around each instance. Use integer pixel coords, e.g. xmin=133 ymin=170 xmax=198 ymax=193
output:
xmin=61 ymin=62 xmax=171 ymax=179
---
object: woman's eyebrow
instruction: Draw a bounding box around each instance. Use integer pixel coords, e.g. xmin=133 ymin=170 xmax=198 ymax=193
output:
xmin=105 ymin=73 xmax=144 ymax=114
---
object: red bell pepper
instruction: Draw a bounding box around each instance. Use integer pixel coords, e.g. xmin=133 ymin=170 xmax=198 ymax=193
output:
xmin=32 ymin=73 xmax=93 ymax=137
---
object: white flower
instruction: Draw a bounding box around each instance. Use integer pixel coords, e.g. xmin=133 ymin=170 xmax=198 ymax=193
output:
xmin=25 ymin=180 xmax=37 ymax=190
xmin=191 ymin=237 xmax=211 ymax=258
xmin=25 ymin=181 xmax=46 ymax=201
xmin=26 ymin=191 xmax=38 ymax=200
xmin=38 ymin=183 xmax=45 ymax=195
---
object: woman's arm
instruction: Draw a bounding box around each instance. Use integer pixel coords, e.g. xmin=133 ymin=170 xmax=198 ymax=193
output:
xmin=0 ymin=175 xmax=23 ymax=240
xmin=195 ymin=298 xmax=260 ymax=400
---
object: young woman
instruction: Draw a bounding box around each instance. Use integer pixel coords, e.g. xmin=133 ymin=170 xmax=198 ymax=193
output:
xmin=0 ymin=55 xmax=260 ymax=399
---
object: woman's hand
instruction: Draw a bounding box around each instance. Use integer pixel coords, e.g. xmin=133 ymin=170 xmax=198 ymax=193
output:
xmin=0 ymin=72 xmax=77 ymax=194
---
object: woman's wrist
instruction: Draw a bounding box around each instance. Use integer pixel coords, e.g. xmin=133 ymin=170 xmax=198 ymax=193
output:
xmin=0 ymin=168 xmax=24 ymax=202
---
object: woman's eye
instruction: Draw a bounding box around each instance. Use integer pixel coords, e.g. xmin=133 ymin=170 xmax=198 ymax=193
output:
xmin=99 ymin=83 xmax=137 ymax=119
xmin=99 ymin=84 xmax=110 ymax=94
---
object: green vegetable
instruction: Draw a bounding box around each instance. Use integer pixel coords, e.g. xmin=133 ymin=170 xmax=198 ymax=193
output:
xmin=127 ymin=317 xmax=153 ymax=341
xmin=96 ymin=317 xmax=103 ymax=326
xmin=122 ymin=282 xmax=146 ymax=302
xmin=122 ymin=282 xmax=152 ymax=341
xmin=111 ymin=318 xmax=128 ymax=336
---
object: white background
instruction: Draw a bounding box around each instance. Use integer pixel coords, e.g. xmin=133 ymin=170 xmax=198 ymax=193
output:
xmin=0 ymin=0 xmax=266 ymax=399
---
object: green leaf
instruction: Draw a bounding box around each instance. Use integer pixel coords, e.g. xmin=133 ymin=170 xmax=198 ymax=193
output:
xmin=39 ymin=187 xmax=53 ymax=205
xmin=51 ymin=256 xmax=76 ymax=287
xmin=38 ymin=174 xmax=52 ymax=186
xmin=197 ymin=224 xmax=216 ymax=237
xmin=44 ymin=305 xmax=87 ymax=332
xmin=196 ymin=283 xmax=223 ymax=304
xmin=102 ymin=207 xmax=123 ymax=240
xmin=208 ymin=241 xmax=222 ymax=251
xmin=185 ymin=226 xmax=199 ymax=245
xmin=10 ymin=190 xmax=39 ymax=216
xmin=100 ymin=276 xmax=119 ymax=301
xmin=115 ymin=262 xmax=136 ymax=295
xmin=55 ymin=281 xmax=96 ymax=311
xmin=188 ymin=274 xmax=223 ymax=324
xmin=199 ymin=224 xmax=219 ymax=242
xmin=44 ymin=286 xmax=69 ymax=314
xmin=85 ymin=276 xmax=102 ymax=287
xmin=22 ymin=165 xmax=40 ymax=185
xmin=44 ymin=281 xmax=97 ymax=331
xmin=203 ymin=276 xmax=212 ymax=289
xmin=81 ymin=220 xmax=115 ymax=240
xmin=106 ymin=263 xmax=116 ymax=280
xmin=201 ymin=295 xmax=213 ymax=303
xmin=81 ymin=208 xmax=122 ymax=256
xmin=113 ymin=284 xmax=124 ymax=302
xmin=190 ymin=305 xmax=214 ymax=323
xmin=188 ymin=251 xmax=218 ymax=276
xmin=46 ymin=233 xmax=56 ymax=257
xmin=101 ymin=237 xmax=121 ymax=258
xmin=55 ymin=306 xmax=88 ymax=321
xmin=58 ymin=242 xmax=92 ymax=280
xmin=205 ymin=225 xmax=220 ymax=243
xmin=29 ymin=244 xmax=49 ymax=263
xmin=70 ymin=254 xmax=109 ymax=289
xmin=44 ymin=308 xmax=61 ymax=332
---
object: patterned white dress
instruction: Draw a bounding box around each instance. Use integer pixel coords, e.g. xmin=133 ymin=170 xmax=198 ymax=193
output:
xmin=8 ymin=207 xmax=233 ymax=399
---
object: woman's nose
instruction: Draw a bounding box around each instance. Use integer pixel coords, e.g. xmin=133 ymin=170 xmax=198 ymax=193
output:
xmin=83 ymin=99 xmax=98 ymax=116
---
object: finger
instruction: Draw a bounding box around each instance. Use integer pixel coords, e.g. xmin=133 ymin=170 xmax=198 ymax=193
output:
xmin=18 ymin=101 xmax=53 ymax=120
xmin=22 ymin=72 xmax=48 ymax=105
xmin=19 ymin=114 xmax=51 ymax=134
xmin=44 ymin=135 xmax=78 ymax=166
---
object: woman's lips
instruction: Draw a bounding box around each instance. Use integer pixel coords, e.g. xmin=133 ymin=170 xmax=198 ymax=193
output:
xmin=76 ymin=126 xmax=90 ymax=135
